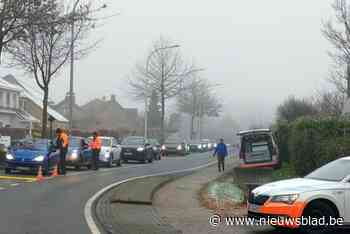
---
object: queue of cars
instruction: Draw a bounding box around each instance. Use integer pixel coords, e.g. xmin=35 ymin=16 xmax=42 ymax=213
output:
xmin=3 ymin=134 xmax=217 ymax=175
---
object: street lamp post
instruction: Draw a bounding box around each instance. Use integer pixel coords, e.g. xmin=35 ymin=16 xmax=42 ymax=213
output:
xmin=144 ymin=45 xmax=180 ymax=139
xmin=68 ymin=0 xmax=81 ymax=131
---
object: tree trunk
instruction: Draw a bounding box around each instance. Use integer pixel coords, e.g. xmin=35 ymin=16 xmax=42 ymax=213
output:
xmin=41 ymin=87 xmax=49 ymax=138
xmin=190 ymin=114 xmax=195 ymax=140
xmin=160 ymin=63 xmax=165 ymax=144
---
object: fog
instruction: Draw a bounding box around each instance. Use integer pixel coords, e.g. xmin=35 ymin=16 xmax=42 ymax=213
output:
xmin=0 ymin=0 xmax=336 ymax=129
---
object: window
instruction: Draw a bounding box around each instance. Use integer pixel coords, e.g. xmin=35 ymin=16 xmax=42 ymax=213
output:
xmin=13 ymin=93 xmax=18 ymax=108
xmin=0 ymin=91 xmax=3 ymax=107
xmin=6 ymin=92 xmax=10 ymax=107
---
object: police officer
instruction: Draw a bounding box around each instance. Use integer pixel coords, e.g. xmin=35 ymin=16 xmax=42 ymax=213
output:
xmin=56 ymin=128 xmax=69 ymax=175
xmin=89 ymin=131 xmax=101 ymax=170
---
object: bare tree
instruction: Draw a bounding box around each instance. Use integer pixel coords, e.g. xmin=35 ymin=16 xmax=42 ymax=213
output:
xmin=129 ymin=37 xmax=198 ymax=143
xmin=0 ymin=0 xmax=61 ymax=63
xmin=5 ymin=0 xmax=103 ymax=137
xmin=323 ymin=0 xmax=350 ymax=97
xmin=177 ymin=76 xmax=222 ymax=139
xmin=314 ymin=90 xmax=345 ymax=117
xmin=277 ymin=96 xmax=318 ymax=122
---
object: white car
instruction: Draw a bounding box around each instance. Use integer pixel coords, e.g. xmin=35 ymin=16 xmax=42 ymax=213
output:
xmin=248 ymin=157 xmax=350 ymax=232
xmin=88 ymin=136 xmax=122 ymax=167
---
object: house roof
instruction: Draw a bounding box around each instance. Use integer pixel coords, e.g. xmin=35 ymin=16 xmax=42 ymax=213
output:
xmin=0 ymin=77 xmax=22 ymax=92
xmin=2 ymin=75 xmax=68 ymax=123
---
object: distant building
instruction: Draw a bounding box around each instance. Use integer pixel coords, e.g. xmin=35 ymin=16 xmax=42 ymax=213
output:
xmin=53 ymin=94 xmax=139 ymax=132
xmin=3 ymin=75 xmax=68 ymax=130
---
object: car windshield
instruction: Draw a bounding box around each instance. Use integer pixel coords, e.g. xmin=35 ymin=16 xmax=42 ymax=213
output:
xmin=70 ymin=137 xmax=82 ymax=148
xmin=101 ymin=138 xmax=111 ymax=147
xmin=14 ymin=139 xmax=48 ymax=151
xmin=305 ymin=159 xmax=350 ymax=182
xmin=122 ymin=137 xmax=145 ymax=145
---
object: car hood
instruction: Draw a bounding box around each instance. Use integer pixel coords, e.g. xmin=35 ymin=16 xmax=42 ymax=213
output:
xmin=12 ymin=149 xmax=48 ymax=159
xmin=121 ymin=145 xmax=142 ymax=149
xmin=164 ymin=143 xmax=181 ymax=147
xmin=252 ymin=178 xmax=343 ymax=196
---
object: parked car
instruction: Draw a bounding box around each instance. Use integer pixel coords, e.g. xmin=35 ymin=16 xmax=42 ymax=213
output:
xmin=4 ymin=139 xmax=59 ymax=175
xmin=65 ymin=136 xmax=94 ymax=170
xmin=88 ymin=136 xmax=122 ymax=167
xmin=162 ymin=137 xmax=190 ymax=156
xmin=237 ymin=129 xmax=280 ymax=169
xmin=120 ymin=136 xmax=153 ymax=163
xmin=248 ymin=157 xmax=350 ymax=232
xmin=149 ymin=138 xmax=161 ymax=160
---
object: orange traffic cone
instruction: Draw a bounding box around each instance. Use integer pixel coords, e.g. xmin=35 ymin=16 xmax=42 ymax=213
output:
xmin=36 ymin=166 xmax=44 ymax=182
xmin=52 ymin=165 xmax=59 ymax=177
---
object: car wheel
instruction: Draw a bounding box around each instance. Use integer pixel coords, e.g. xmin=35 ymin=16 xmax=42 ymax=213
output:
xmin=299 ymin=201 xmax=338 ymax=234
xmin=5 ymin=168 xmax=11 ymax=174
xmin=75 ymin=165 xmax=81 ymax=170
xmin=87 ymin=165 xmax=92 ymax=170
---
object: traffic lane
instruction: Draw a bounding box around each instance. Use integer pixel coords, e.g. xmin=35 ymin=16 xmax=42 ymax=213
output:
xmin=0 ymin=152 xmax=214 ymax=234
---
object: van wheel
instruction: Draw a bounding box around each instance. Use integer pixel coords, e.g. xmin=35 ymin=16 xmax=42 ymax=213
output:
xmin=75 ymin=165 xmax=81 ymax=170
xmin=87 ymin=165 xmax=92 ymax=170
xmin=299 ymin=201 xmax=337 ymax=234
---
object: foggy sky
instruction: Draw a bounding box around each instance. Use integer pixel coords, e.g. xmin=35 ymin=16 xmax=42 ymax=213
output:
xmin=0 ymin=0 xmax=336 ymax=128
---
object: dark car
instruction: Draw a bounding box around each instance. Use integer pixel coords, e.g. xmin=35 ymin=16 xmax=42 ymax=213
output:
xmin=188 ymin=141 xmax=204 ymax=153
xmin=162 ymin=137 xmax=189 ymax=156
xmin=120 ymin=136 xmax=154 ymax=163
xmin=5 ymin=139 xmax=60 ymax=175
xmin=149 ymin=138 xmax=161 ymax=160
xmin=65 ymin=136 xmax=94 ymax=170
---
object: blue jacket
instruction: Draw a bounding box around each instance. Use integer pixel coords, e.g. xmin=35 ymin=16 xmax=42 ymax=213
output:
xmin=214 ymin=143 xmax=228 ymax=157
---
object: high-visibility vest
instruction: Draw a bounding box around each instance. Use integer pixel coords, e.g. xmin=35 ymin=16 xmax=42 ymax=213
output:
xmin=90 ymin=136 xmax=102 ymax=150
xmin=60 ymin=132 xmax=69 ymax=148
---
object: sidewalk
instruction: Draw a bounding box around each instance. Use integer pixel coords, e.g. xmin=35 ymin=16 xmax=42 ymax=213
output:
xmin=153 ymin=157 xmax=274 ymax=234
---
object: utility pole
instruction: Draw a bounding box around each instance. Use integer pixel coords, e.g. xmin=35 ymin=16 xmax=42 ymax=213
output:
xmin=69 ymin=0 xmax=81 ymax=131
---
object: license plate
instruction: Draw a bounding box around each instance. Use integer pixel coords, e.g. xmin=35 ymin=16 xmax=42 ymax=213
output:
xmin=124 ymin=152 xmax=133 ymax=156
xmin=248 ymin=204 xmax=260 ymax=212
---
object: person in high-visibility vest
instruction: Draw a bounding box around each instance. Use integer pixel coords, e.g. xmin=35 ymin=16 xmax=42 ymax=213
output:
xmin=56 ymin=128 xmax=69 ymax=175
xmin=89 ymin=131 xmax=101 ymax=170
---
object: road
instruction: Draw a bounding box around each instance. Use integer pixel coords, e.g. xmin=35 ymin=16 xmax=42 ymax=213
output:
xmin=0 ymin=152 xmax=214 ymax=234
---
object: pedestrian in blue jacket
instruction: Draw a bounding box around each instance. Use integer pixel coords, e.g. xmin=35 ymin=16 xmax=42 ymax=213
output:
xmin=213 ymin=138 xmax=228 ymax=172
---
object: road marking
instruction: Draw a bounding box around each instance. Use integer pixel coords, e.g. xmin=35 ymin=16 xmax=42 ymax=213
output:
xmin=0 ymin=176 xmax=36 ymax=182
xmin=10 ymin=183 xmax=19 ymax=187
xmin=0 ymin=187 xmax=4 ymax=190
xmin=84 ymin=160 xmax=217 ymax=234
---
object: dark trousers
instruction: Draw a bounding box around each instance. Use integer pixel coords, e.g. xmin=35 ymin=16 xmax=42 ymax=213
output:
xmin=59 ymin=148 xmax=67 ymax=175
xmin=218 ymin=156 xmax=225 ymax=172
xmin=92 ymin=149 xmax=100 ymax=170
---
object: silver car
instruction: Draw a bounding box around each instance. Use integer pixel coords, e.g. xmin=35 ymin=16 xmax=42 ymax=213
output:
xmin=88 ymin=136 xmax=122 ymax=167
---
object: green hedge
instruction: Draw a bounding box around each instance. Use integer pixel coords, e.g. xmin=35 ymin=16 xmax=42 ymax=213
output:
xmin=274 ymin=117 xmax=350 ymax=176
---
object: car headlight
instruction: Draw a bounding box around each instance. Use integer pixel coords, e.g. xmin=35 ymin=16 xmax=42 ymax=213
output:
xmin=214 ymin=143 xmax=217 ymax=148
xmin=198 ymin=145 xmax=202 ymax=149
xmin=153 ymin=147 xmax=157 ymax=151
xmin=33 ymin=155 xmax=45 ymax=162
xmin=70 ymin=151 xmax=78 ymax=160
xmin=104 ymin=152 xmax=110 ymax=158
xmin=177 ymin=145 xmax=182 ymax=150
xmin=6 ymin=153 xmax=14 ymax=160
xmin=137 ymin=147 xmax=144 ymax=152
xmin=270 ymin=194 xmax=299 ymax=205
xmin=208 ymin=143 xmax=212 ymax=148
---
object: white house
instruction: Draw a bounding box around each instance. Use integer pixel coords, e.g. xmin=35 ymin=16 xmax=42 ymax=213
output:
xmin=0 ymin=78 xmax=39 ymax=129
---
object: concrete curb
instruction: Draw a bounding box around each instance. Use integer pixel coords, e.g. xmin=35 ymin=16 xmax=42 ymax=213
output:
xmin=84 ymin=161 xmax=217 ymax=234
